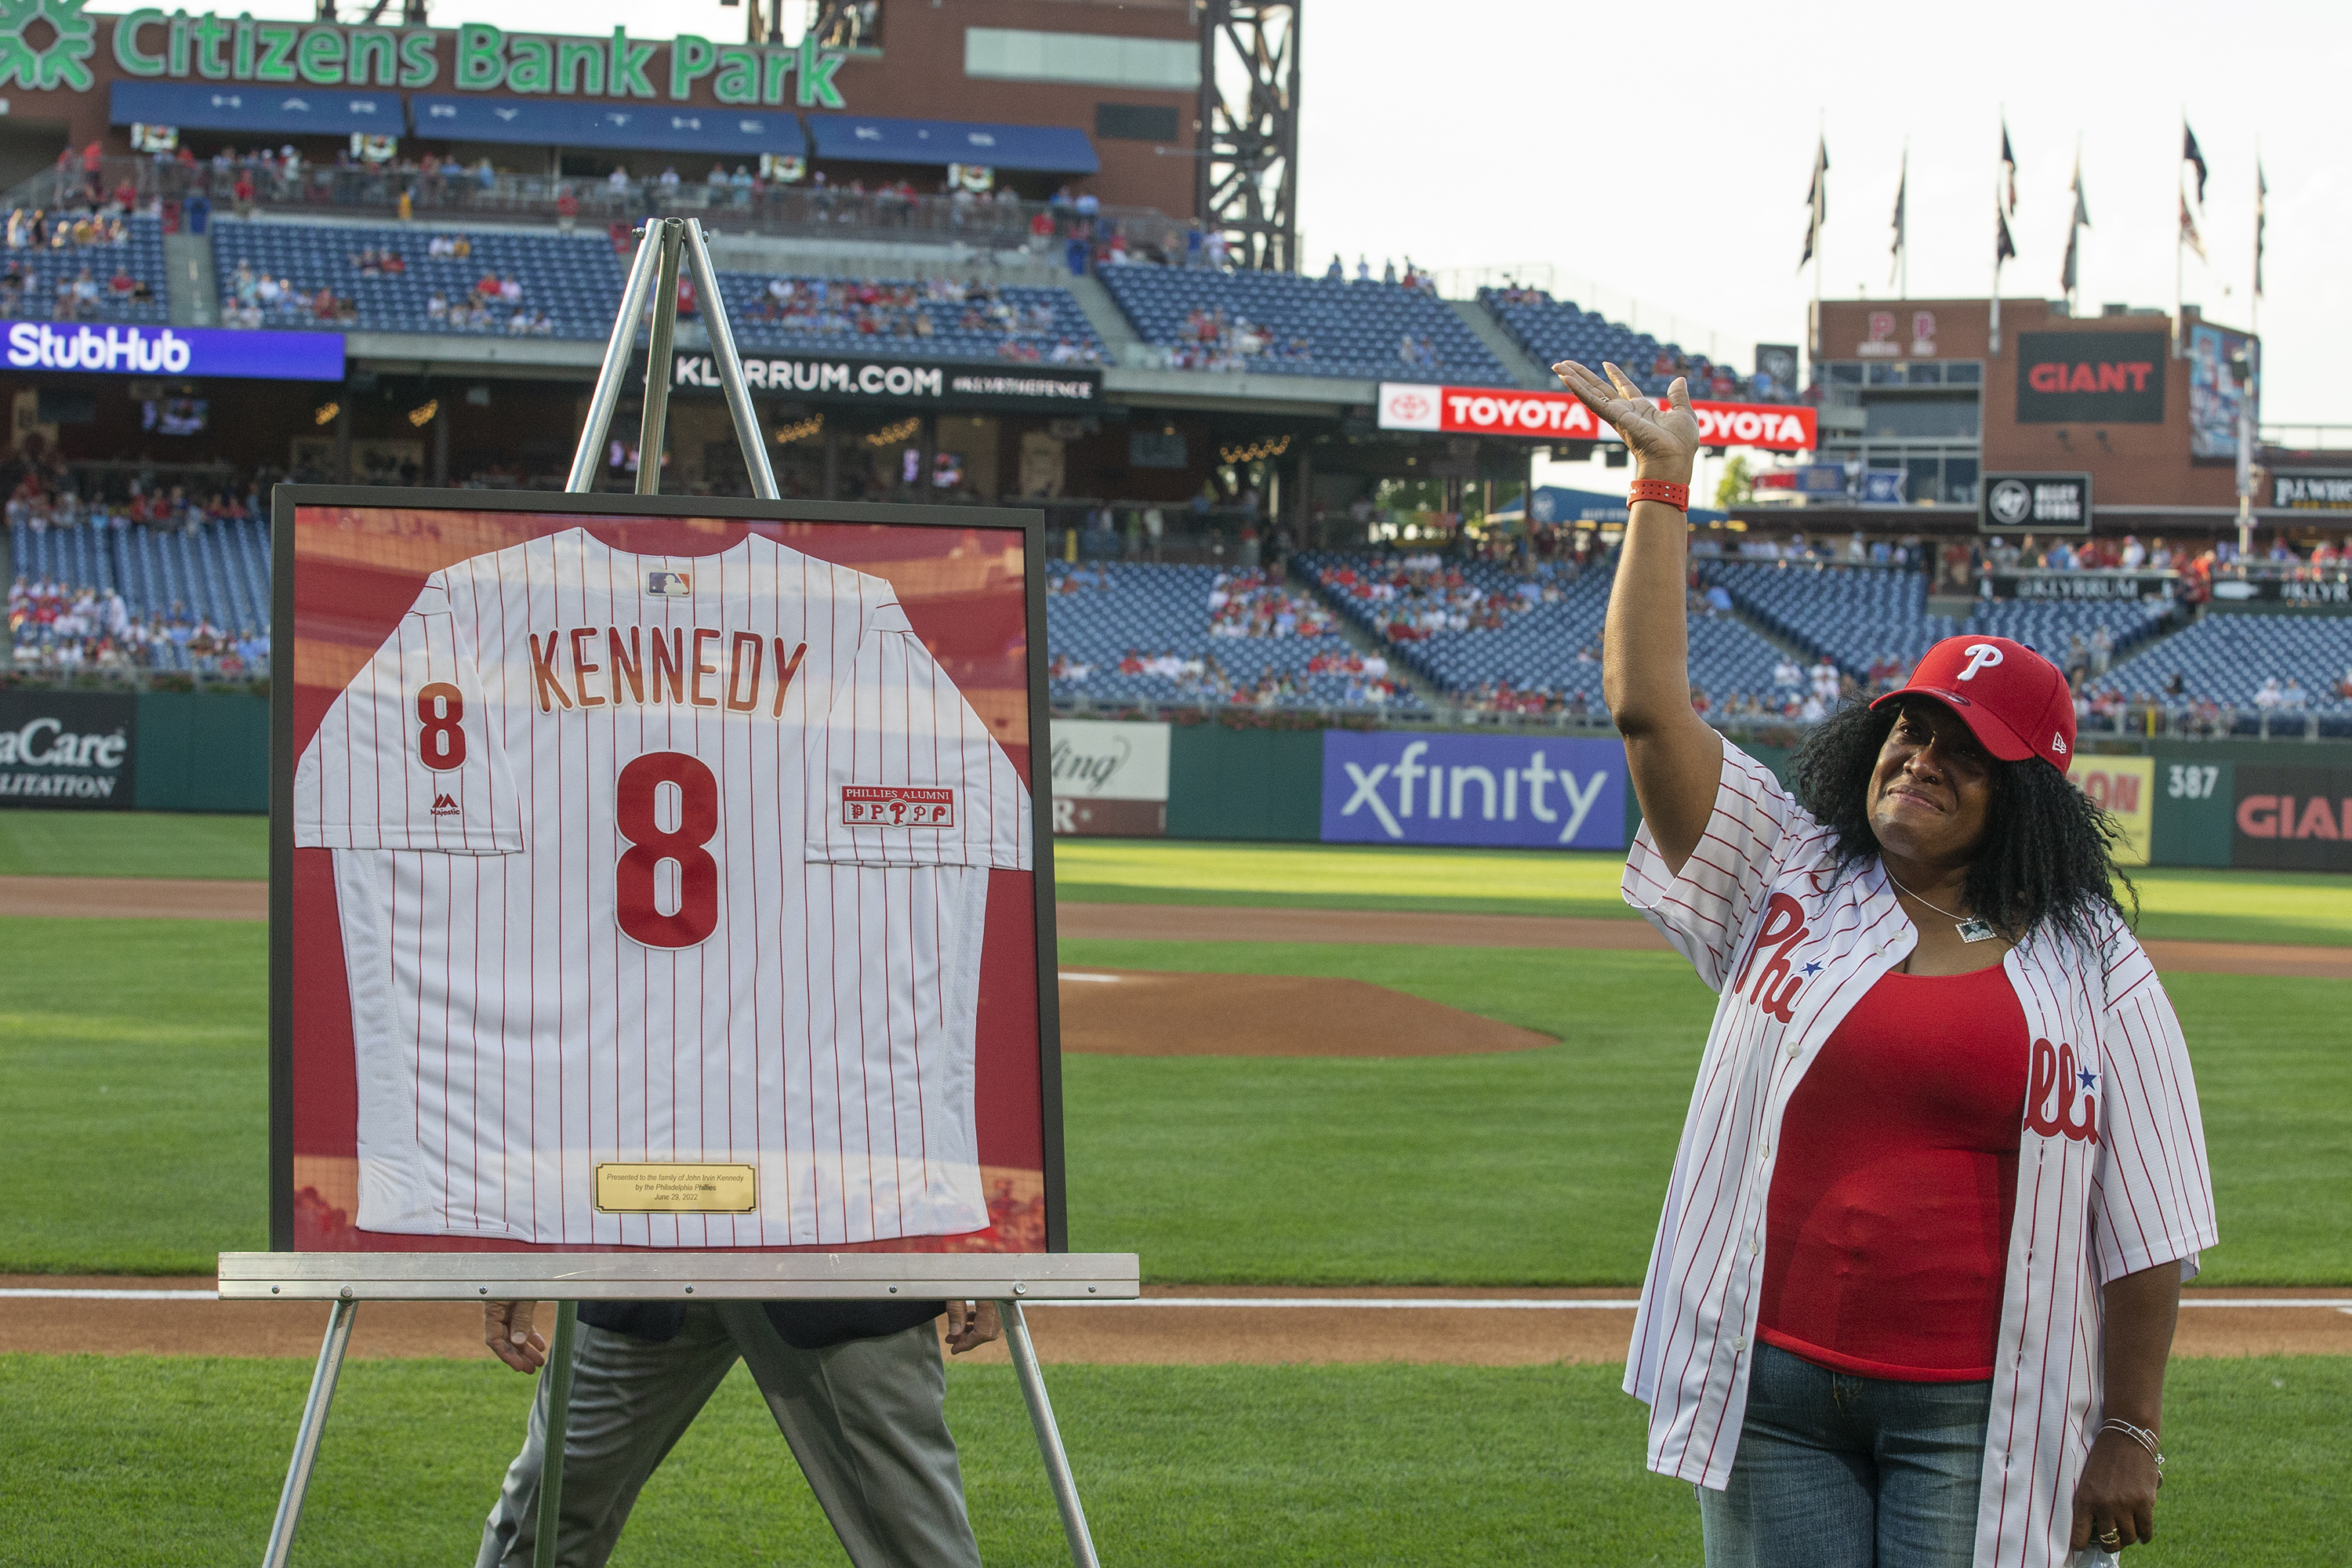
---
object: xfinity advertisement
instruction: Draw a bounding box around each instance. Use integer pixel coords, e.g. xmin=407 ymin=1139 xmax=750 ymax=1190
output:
xmin=1320 ymin=732 xmax=1625 ymax=849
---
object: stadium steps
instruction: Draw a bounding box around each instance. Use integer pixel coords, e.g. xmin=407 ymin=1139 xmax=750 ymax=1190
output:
xmin=1317 ymin=586 xmax=1450 ymax=712
xmin=1719 ymin=602 xmax=1817 ymax=670
xmin=1064 ymin=274 xmax=1145 ymax=361
xmin=165 ymin=233 xmax=219 ymax=327
xmin=1448 ymin=298 xmax=1555 ymax=388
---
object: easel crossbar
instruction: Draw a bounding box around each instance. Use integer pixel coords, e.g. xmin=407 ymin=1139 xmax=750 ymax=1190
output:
xmin=217 ymin=1250 xmax=1141 ymax=1302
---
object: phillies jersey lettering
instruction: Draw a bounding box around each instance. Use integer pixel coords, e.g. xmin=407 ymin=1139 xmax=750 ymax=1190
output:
xmin=292 ymin=528 xmax=1033 ymax=1248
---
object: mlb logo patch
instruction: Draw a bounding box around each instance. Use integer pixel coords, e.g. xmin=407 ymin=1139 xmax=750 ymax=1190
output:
xmin=843 ymin=785 xmax=956 ymax=828
xmin=645 ymin=569 xmax=692 ymax=598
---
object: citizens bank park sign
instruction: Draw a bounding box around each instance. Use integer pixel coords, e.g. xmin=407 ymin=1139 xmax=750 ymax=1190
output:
xmin=1377 ymin=383 xmax=1816 ymax=452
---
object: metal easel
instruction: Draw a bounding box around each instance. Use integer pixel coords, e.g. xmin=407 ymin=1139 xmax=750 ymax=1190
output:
xmin=249 ymin=217 xmax=1119 ymax=1568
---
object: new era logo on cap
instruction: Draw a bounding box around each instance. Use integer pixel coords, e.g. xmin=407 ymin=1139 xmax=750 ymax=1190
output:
xmin=1871 ymin=634 xmax=2075 ymax=768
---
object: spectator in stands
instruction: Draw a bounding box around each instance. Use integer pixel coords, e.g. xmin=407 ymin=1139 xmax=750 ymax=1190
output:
xmin=2280 ymin=676 xmax=2308 ymax=711
xmin=2253 ymin=676 xmax=2282 ymax=711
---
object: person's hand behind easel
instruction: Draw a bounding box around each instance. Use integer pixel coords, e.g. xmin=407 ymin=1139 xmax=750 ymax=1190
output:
xmin=485 ymin=1299 xmax=547 ymax=1372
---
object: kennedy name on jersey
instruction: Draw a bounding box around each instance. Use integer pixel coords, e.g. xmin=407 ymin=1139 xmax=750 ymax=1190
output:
xmin=528 ymin=627 xmax=810 ymax=718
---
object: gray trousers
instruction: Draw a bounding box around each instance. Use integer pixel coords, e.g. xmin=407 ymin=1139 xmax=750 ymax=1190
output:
xmin=477 ymin=1302 xmax=983 ymax=1568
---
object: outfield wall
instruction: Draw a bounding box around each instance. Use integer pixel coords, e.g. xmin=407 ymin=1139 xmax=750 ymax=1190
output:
xmin=1053 ymin=720 xmax=2352 ymax=872
xmin=5 ymin=696 xmax=2346 ymax=872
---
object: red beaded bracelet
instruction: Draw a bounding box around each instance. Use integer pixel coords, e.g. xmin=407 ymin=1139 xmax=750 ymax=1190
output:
xmin=1628 ymin=479 xmax=1690 ymax=511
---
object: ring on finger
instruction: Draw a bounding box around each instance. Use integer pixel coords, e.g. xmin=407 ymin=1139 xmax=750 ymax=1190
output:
xmin=2097 ymin=1526 xmax=2122 ymax=1548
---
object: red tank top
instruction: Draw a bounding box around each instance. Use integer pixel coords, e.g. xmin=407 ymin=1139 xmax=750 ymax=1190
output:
xmin=1757 ymin=962 xmax=2029 ymax=1381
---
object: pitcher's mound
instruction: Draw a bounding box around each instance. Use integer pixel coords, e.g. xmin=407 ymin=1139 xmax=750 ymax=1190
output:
xmin=1058 ymin=970 xmax=1554 ymax=1057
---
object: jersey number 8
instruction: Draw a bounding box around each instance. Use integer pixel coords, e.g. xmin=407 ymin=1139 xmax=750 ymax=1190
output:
xmin=615 ymin=752 xmax=720 ymax=949
xmin=416 ymin=683 xmax=467 ymax=771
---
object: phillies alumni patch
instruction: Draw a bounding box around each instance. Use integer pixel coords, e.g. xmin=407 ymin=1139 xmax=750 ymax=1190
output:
xmin=844 ymin=785 xmax=955 ymax=826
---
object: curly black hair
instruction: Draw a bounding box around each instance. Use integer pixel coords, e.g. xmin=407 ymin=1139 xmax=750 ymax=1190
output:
xmin=1786 ymin=695 xmax=2136 ymax=953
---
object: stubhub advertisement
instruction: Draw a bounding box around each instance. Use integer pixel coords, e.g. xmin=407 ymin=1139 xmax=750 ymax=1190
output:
xmin=2 ymin=322 xmax=345 ymax=380
xmin=1320 ymin=731 xmax=1626 ymax=849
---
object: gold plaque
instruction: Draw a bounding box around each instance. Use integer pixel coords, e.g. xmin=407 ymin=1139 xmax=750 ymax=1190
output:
xmin=593 ymin=1163 xmax=758 ymax=1214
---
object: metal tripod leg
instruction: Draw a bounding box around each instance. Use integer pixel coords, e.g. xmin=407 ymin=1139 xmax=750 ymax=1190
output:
xmin=1000 ymin=1301 xmax=1102 ymax=1568
xmin=530 ymin=1300 xmax=582 ymax=1568
xmin=258 ymin=1298 xmax=357 ymax=1568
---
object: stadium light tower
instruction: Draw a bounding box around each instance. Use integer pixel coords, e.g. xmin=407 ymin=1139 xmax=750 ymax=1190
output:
xmin=1196 ymin=0 xmax=1300 ymax=274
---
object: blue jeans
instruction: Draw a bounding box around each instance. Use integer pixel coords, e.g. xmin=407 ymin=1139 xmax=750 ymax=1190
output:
xmin=1698 ymin=1342 xmax=1991 ymax=1568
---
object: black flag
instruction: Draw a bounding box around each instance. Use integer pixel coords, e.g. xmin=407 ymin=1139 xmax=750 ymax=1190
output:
xmin=1889 ymin=150 xmax=1907 ymax=284
xmin=2254 ymin=161 xmax=2267 ymax=298
xmin=1996 ymin=203 xmax=2017 ymax=267
xmin=2183 ymin=123 xmax=2209 ymax=206
xmin=1799 ymin=136 xmax=1828 ymax=270
xmin=2061 ymin=153 xmax=2089 ymax=294
xmin=1998 ymin=122 xmax=2018 ymax=213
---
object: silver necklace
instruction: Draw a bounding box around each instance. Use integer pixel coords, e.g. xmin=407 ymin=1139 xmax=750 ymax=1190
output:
xmin=1886 ymin=868 xmax=1998 ymax=943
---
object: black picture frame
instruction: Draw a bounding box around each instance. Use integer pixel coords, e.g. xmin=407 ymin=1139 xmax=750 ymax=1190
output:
xmin=267 ymin=484 xmax=1065 ymax=1254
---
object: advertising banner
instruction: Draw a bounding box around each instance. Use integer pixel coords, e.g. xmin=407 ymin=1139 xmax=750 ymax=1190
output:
xmin=1980 ymin=472 xmax=2092 ymax=535
xmin=2013 ymin=331 xmax=2166 ymax=424
xmin=1991 ymin=571 xmax=2175 ymax=603
xmin=2231 ymin=764 xmax=2352 ymax=873
xmin=1320 ymin=731 xmax=1626 ymax=849
xmin=2068 ymin=756 xmax=2153 ymax=866
xmin=673 ymin=351 xmax=1101 ymax=410
xmin=2 ymin=321 xmax=345 ymax=380
xmin=1377 ymin=382 xmax=1817 ymax=452
xmin=1048 ymin=719 xmax=1169 ymax=837
xmin=2206 ymin=575 xmax=2352 ymax=609
xmin=0 ymin=689 xmax=136 ymax=808
xmin=275 ymin=488 xmax=1059 ymax=1254
xmin=2187 ymin=323 xmax=2256 ymax=461
xmin=2270 ymin=470 xmax=2352 ymax=511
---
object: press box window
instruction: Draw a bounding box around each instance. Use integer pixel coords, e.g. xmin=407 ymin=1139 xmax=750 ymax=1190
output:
xmin=1096 ymin=103 xmax=1180 ymax=143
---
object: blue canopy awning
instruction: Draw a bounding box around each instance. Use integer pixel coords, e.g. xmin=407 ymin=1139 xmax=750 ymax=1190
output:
xmin=409 ymin=96 xmax=806 ymax=158
xmin=804 ymin=114 xmax=1098 ymax=173
xmin=111 ymin=81 xmax=405 ymax=137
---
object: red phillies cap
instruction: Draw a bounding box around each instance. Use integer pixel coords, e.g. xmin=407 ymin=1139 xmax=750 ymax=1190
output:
xmin=1869 ymin=635 xmax=2074 ymax=768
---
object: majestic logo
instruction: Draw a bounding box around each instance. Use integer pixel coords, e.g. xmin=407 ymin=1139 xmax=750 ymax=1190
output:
xmin=841 ymin=785 xmax=954 ymax=828
xmin=2024 ymin=1037 xmax=2100 ymax=1145
xmin=430 ymin=793 xmax=460 ymax=816
xmin=0 ymin=0 xmax=96 ymax=91
xmin=645 ymin=569 xmax=691 ymax=598
xmin=1731 ymin=891 xmax=1809 ymax=1023
xmin=1958 ymin=643 xmax=2005 ymax=681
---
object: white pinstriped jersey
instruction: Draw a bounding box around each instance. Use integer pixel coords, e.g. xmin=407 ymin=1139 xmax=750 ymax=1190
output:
xmin=293 ymin=528 xmax=1032 ymax=1248
xmin=1621 ymin=741 xmax=2216 ymax=1568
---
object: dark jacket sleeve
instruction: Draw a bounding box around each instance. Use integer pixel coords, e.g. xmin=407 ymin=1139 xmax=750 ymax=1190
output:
xmin=579 ymin=1298 xmax=945 ymax=1349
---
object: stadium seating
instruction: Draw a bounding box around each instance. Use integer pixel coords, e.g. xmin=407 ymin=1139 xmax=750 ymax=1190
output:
xmin=1475 ymin=289 xmax=1691 ymax=397
xmin=0 ymin=216 xmax=169 ymax=324
xmin=9 ymin=516 xmax=270 ymax=671
xmin=1045 ymin=560 xmax=1423 ymax=712
xmin=1303 ymin=553 xmax=1785 ymax=712
xmin=209 ymin=220 xmax=625 ymax=337
xmin=718 ymin=271 xmax=1107 ymax=365
xmin=1963 ymin=597 xmax=2176 ymax=671
xmin=2095 ymin=612 xmax=2352 ymax=719
xmin=1098 ymin=268 xmax=1512 ymax=383
xmin=1699 ymin=561 xmax=1958 ymax=676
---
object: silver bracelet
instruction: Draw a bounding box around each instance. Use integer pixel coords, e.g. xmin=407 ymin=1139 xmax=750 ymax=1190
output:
xmin=2101 ymin=1417 xmax=2165 ymax=1486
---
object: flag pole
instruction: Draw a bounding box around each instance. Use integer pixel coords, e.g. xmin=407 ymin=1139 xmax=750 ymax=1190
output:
xmin=1899 ymin=140 xmax=1909 ymax=300
xmin=1988 ymin=116 xmax=2002 ymax=359
xmin=2173 ymin=109 xmax=2186 ymax=359
xmin=1812 ymin=116 xmax=1824 ymax=370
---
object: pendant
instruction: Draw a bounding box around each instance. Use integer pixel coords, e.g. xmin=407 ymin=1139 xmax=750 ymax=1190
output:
xmin=1956 ymin=917 xmax=1998 ymax=944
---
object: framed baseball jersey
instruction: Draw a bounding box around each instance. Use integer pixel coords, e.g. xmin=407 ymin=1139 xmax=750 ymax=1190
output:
xmin=269 ymin=488 xmax=1064 ymax=1258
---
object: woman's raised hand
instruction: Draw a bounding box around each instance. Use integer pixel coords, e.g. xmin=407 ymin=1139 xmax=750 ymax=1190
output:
xmin=1552 ymin=361 xmax=1701 ymax=485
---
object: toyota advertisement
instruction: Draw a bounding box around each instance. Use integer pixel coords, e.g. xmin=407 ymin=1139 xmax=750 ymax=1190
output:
xmin=1321 ymin=732 xmax=1626 ymax=849
xmin=1377 ymin=383 xmax=1817 ymax=452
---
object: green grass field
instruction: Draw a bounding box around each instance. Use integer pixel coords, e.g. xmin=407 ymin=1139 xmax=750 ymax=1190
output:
xmin=6 ymin=811 xmax=2345 ymax=947
xmin=4 ymin=915 xmax=2343 ymax=1284
xmin=3 ymin=1352 xmax=2343 ymax=1567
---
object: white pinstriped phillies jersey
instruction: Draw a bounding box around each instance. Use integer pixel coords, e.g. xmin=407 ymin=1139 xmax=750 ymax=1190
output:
xmin=1621 ymin=740 xmax=2216 ymax=1568
xmin=292 ymin=528 xmax=1033 ymax=1248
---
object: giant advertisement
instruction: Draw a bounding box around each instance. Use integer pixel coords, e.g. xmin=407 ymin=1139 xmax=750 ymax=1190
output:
xmin=274 ymin=488 xmax=1062 ymax=1255
xmin=2187 ymin=323 xmax=2256 ymax=461
xmin=1049 ymin=719 xmax=1168 ymax=837
xmin=0 ymin=689 xmax=136 ymax=808
xmin=1320 ymin=731 xmax=1626 ymax=849
xmin=2014 ymin=332 xmax=2166 ymax=424
xmin=3 ymin=322 xmax=346 ymax=380
xmin=2231 ymin=764 xmax=2352 ymax=873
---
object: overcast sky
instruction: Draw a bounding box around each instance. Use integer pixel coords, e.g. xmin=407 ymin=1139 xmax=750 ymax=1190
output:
xmin=245 ymin=0 xmax=2343 ymax=426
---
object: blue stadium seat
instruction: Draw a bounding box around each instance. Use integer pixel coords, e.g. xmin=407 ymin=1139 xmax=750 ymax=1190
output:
xmin=1098 ymin=268 xmax=1511 ymax=383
